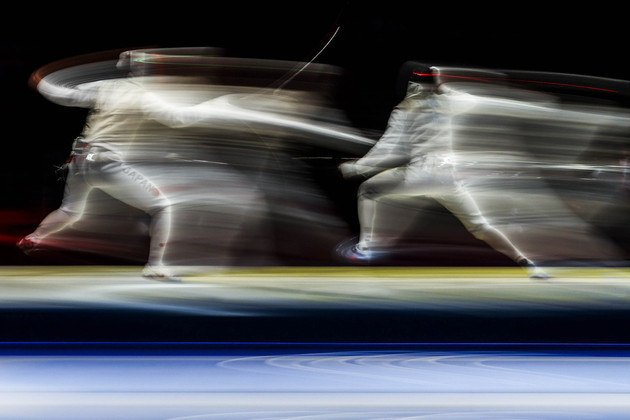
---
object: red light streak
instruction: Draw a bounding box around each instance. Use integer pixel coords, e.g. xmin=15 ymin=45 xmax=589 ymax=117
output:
xmin=412 ymin=72 xmax=619 ymax=93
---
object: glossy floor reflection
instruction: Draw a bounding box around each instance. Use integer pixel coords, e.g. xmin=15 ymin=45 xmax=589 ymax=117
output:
xmin=1 ymin=345 xmax=630 ymax=419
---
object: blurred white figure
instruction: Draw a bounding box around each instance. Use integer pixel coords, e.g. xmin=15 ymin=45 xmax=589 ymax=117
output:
xmin=19 ymin=48 xmax=376 ymax=274
xmin=338 ymin=64 xmax=549 ymax=278
xmin=18 ymin=52 xmax=200 ymax=282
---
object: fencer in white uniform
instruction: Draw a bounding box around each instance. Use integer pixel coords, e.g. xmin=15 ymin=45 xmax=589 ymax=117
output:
xmin=18 ymin=57 xmax=186 ymax=281
xmin=339 ymin=65 xmax=549 ymax=278
xmin=20 ymin=48 xmax=377 ymax=277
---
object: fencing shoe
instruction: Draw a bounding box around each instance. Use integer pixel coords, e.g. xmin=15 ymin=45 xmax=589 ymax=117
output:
xmin=16 ymin=234 xmax=41 ymax=256
xmin=518 ymin=258 xmax=550 ymax=280
xmin=335 ymin=237 xmax=388 ymax=264
xmin=142 ymin=265 xmax=182 ymax=283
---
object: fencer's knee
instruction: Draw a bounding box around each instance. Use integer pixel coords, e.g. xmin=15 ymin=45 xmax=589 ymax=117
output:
xmin=148 ymin=202 xmax=173 ymax=218
xmin=358 ymin=180 xmax=382 ymax=200
xmin=467 ymin=222 xmax=493 ymax=241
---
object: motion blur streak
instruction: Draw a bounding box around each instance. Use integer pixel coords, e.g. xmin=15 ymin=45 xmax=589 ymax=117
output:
xmin=22 ymin=50 xmax=630 ymax=269
xmin=3 ymin=265 xmax=630 ymax=314
xmin=342 ymin=66 xmax=630 ymax=265
xmin=413 ymin=72 xmax=621 ymax=93
xmin=2 ymin=349 xmax=630 ymax=419
xmin=23 ymin=49 xmax=375 ymax=267
xmin=440 ymin=80 xmax=630 ymax=263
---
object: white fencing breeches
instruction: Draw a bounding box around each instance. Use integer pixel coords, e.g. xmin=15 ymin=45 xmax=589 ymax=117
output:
xmin=356 ymin=161 xmax=526 ymax=262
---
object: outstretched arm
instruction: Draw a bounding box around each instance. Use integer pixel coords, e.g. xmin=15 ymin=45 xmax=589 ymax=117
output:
xmin=36 ymin=76 xmax=101 ymax=108
xmin=140 ymin=90 xmax=376 ymax=153
xmin=339 ymin=107 xmax=414 ymax=180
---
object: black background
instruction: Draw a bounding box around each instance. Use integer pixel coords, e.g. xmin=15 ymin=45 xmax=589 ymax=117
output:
xmin=1 ymin=2 xmax=629 ymax=345
xmin=1 ymin=1 xmax=627 ymax=265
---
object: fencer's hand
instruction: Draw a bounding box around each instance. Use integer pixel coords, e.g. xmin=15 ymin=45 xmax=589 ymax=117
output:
xmin=338 ymin=160 xmax=358 ymax=179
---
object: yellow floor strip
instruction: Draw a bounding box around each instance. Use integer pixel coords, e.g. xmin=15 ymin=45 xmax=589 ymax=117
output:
xmin=1 ymin=265 xmax=630 ymax=280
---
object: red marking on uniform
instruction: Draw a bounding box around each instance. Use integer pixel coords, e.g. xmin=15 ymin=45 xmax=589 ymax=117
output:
xmin=159 ymin=243 xmax=165 ymax=247
xmin=412 ymin=72 xmax=619 ymax=93
xmin=153 ymin=188 xmax=160 ymax=196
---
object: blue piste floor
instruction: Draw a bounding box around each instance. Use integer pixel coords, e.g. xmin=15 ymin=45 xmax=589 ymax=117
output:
xmin=2 ymin=343 xmax=630 ymax=419
xmin=2 ymin=266 xmax=630 ymax=418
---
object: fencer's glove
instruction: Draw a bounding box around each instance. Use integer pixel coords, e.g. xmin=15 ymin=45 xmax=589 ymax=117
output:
xmin=338 ymin=160 xmax=359 ymax=179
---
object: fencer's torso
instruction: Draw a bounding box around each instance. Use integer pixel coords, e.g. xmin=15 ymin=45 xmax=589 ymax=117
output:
xmin=354 ymin=81 xmax=565 ymax=177
xmin=355 ymin=84 xmax=457 ymax=172
xmin=82 ymin=77 xmax=200 ymax=161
